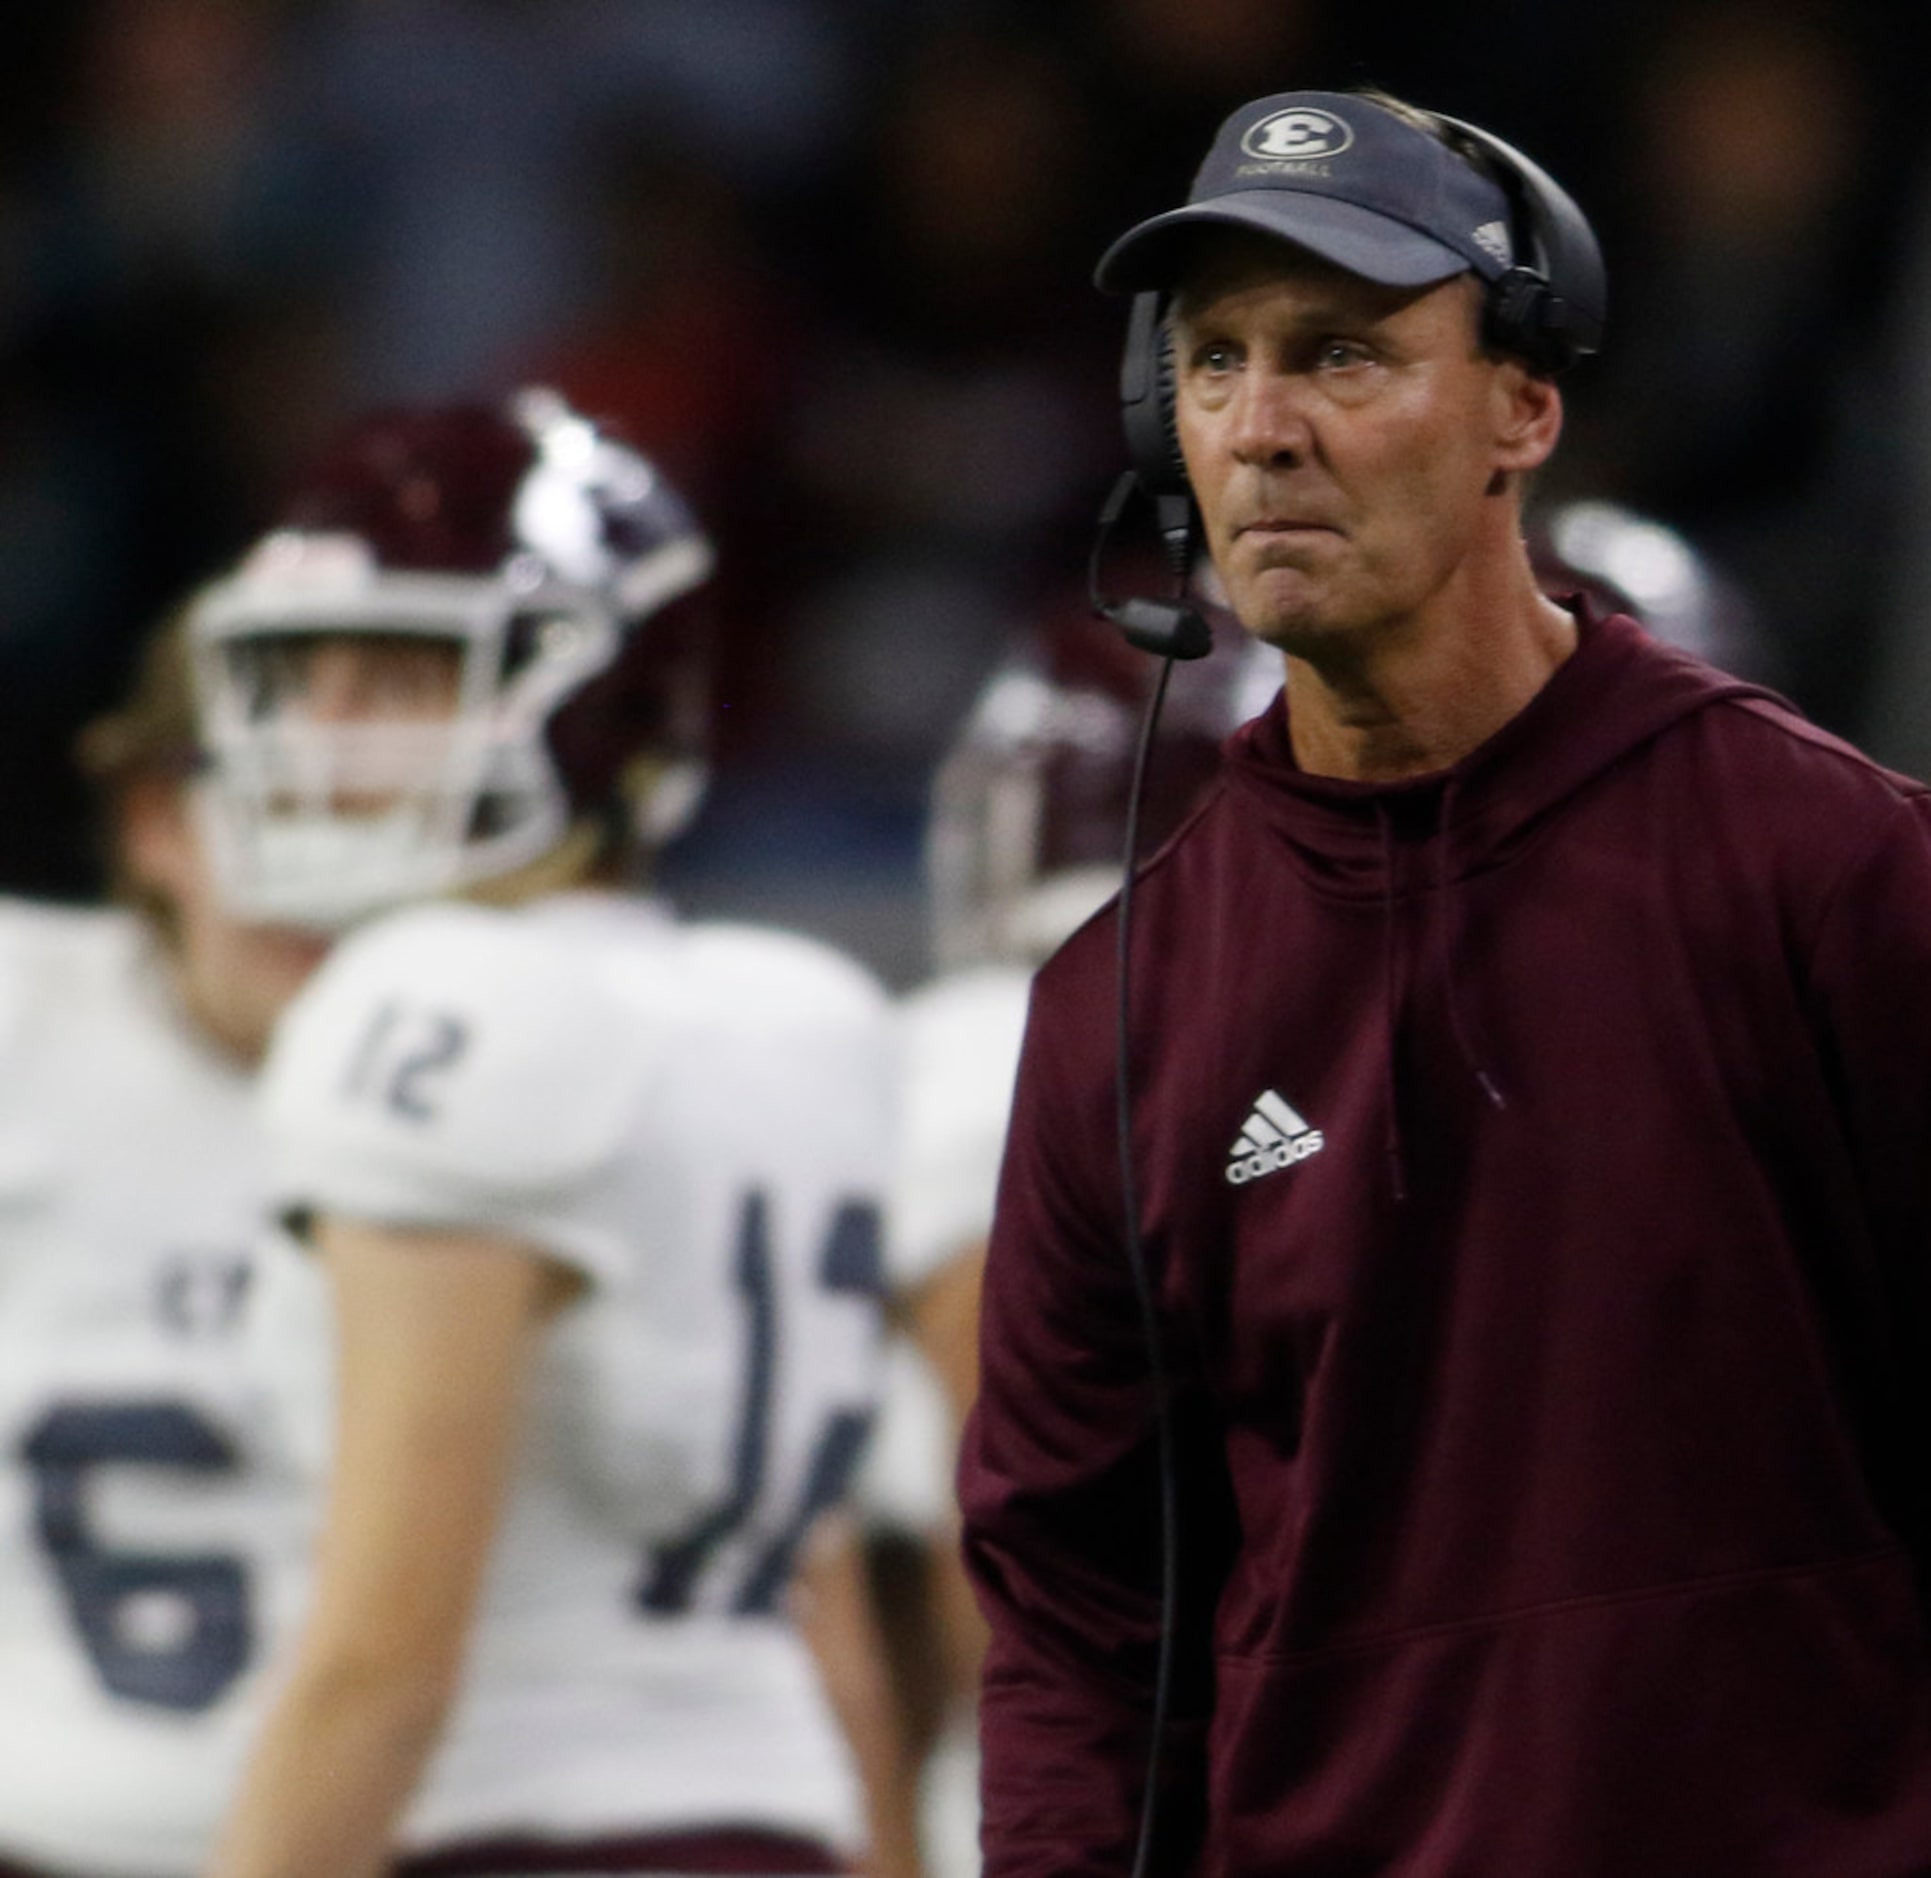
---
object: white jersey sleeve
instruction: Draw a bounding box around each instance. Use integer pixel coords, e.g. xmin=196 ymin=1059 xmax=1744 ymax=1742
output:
xmin=888 ymin=965 xmax=1034 ymax=1292
xmin=260 ymin=898 xmax=668 ymax=1286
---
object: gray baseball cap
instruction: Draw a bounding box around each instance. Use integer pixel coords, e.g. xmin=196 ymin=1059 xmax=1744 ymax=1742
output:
xmin=1096 ymin=91 xmax=1518 ymax=295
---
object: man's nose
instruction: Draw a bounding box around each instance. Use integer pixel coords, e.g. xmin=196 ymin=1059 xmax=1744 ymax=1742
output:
xmin=1228 ymin=367 xmax=1312 ymax=466
xmin=298 ymin=645 xmax=373 ymax=723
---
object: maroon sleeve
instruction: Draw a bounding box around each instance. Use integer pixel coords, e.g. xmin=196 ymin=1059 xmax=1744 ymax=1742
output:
xmin=1784 ymin=783 xmax=1931 ymax=1590
xmin=958 ymin=968 xmax=1225 ymax=1876
xmin=1803 ymin=792 xmax=1931 ymax=1555
xmin=1807 ymin=794 xmax=1931 ymax=1258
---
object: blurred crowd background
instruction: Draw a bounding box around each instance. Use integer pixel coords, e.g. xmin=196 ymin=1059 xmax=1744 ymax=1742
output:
xmin=2 ymin=0 xmax=1927 ymax=985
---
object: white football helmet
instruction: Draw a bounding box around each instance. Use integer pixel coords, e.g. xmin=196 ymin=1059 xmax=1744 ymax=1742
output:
xmin=186 ymin=388 xmax=715 ymax=930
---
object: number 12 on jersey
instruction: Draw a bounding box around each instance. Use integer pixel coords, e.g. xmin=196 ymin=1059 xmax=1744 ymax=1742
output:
xmin=641 ymin=1189 xmax=882 ymax=1618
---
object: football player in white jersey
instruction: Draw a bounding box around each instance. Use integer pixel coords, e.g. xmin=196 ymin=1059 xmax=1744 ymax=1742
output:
xmin=196 ymin=391 xmax=894 ymax=1878
xmin=0 ymin=624 xmax=332 ymax=1877
xmin=879 ymin=594 xmax=1281 ymax=1878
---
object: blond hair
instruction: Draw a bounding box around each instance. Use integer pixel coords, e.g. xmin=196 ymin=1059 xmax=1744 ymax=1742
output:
xmin=73 ymin=609 xmax=205 ymax=946
xmin=75 ymin=608 xmax=203 ymax=794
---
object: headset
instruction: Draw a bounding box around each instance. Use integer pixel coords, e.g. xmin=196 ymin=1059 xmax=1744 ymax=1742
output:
xmin=1099 ymin=105 xmax=1607 ymax=666
xmin=1095 ymin=103 xmax=1605 ymax=1877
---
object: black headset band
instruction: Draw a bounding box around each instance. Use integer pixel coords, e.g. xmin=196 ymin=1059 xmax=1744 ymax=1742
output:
xmin=1420 ymin=109 xmax=1606 ymax=372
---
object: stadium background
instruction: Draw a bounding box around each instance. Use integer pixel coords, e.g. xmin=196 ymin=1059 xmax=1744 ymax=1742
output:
xmin=0 ymin=0 xmax=1921 ymax=985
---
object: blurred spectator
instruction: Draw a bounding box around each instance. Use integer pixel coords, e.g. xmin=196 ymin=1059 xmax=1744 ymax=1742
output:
xmin=0 ymin=0 xmax=347 ymax=899
xmin=1556 ymin=0 xmax=1907 ymax=731
xmin=525 ymin=134 xmax=812 ymax=760
xmin=0 ymin=0 xmax=1926 ymax=976
xmin=297 ymin=0 xmax=604 ymax=401
xmin=778 ymin=21 xmax=1120 ymax=781
xmin=1073 ymin=0 xmax=1328 ymax=249
xmin=573 ymin=0 xmax=866 ymax=198
xmin=646 ymin=17 xmax=1132 ymax=981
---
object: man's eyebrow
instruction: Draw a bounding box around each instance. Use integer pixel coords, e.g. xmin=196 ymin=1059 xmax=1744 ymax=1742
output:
xmin=1171 ymin=294 xmax=1379 ymax=332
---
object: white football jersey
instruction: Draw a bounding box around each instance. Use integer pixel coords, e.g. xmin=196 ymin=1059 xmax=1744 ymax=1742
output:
xmin=889 ymin=964 xmax=1033 ymax=1292
xmin=857 ymin=964 xmax=1031 ymax=1537
xmin=879 ymin=965 xmax=1032 ymax=1878
xmin=252 ymin=891 xmax=892 ymax=1854
xmin=0 ymin=902 xmax=313 ymax=1878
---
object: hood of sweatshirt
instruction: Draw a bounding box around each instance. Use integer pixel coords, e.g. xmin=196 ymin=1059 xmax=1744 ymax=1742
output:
xmin=1219 ymin=598 xmax=1783 ymax=900
xmin=1210 ymin=598 xmax=1790 ymax=1158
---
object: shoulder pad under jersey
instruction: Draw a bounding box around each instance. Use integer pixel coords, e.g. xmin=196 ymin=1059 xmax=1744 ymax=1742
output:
xmin=261 ymin=900 xmax=661 ymax=1217
xmin=889 ymin=965 xmax=1034 ymax=1290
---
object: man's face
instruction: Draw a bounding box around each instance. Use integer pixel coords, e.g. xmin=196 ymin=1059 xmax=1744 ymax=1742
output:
xmin=228 ymin=629 xmax=467 ymax=817
xmin=1170 ymin=233 xmax=1555 ymax=654
xmin=238 ymin=631 xmax=465 ymax=730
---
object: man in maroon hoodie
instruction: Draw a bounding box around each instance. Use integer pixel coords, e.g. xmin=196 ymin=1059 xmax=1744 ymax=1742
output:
xmin=959 ymin=86 xmax=1931 ymax=1876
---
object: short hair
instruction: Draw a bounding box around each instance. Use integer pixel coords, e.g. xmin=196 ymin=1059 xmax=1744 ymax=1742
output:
xmin=1349 ymin=86 xmax=1513 ymax=197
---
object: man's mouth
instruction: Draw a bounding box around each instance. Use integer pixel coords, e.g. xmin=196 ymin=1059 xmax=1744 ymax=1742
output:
xmin=1237 ymin=516 xmax=1340 ymax=538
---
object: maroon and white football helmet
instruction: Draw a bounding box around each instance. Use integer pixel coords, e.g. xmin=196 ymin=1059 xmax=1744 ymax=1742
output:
xmin=927 ymin=586 xmax=1281 ymax=971
xmin=187 ymin=388 xmax=715 ymax=929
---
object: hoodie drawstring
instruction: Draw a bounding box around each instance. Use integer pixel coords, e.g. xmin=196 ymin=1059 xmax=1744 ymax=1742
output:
xmin=1435 ymin=776 xmax=1507 ymax=1111
xmin=1375 ymin=802 xmax=1409 ymax=1203
xmin=1377 ymin=785 xmax=1507 ymax=1203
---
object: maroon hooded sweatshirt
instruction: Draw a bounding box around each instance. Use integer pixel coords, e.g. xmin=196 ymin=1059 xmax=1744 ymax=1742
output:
xmin=961 ymin=603 xmax=1931 ymax=1875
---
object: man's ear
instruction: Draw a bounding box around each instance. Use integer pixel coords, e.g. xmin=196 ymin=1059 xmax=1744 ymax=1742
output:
xmin=1492 ymin=363 xmax=1564 ymax=476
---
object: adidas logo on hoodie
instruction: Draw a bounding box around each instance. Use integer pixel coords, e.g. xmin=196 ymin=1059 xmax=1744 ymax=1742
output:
xmin=1226 ymin=1089 xmax=1325 ymax=1185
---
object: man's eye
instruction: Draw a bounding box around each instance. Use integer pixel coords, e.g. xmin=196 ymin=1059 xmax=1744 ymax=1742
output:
xmin=1317 ymin=339 xmax=1371 ymax=369
xmin=1191 ymin=342 xmax=1238 ymax=373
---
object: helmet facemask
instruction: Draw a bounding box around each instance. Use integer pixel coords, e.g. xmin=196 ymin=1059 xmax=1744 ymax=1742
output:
xmin=190 ymin=536 xmax=626 ymax=930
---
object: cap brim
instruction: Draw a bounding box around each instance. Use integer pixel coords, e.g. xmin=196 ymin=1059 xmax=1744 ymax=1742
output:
xmin=1095 ymin=191 xmax=1474 ymax=294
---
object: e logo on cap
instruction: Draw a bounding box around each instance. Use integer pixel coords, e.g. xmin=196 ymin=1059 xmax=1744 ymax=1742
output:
xmin=1240 ymin=108 xmax=1354 ymax=162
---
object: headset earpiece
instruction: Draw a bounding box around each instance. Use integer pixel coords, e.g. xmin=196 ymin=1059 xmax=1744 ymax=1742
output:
xmin=1106 ymin=289 xmax=1208 ymax=658
xmin=1120 ymin=291 xmax=1188 ymax=500
xmin=1098 ymin=295 xmax=1210 ymax=659
xmin=1423 ymin=111 xmax=1606 ymax=375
